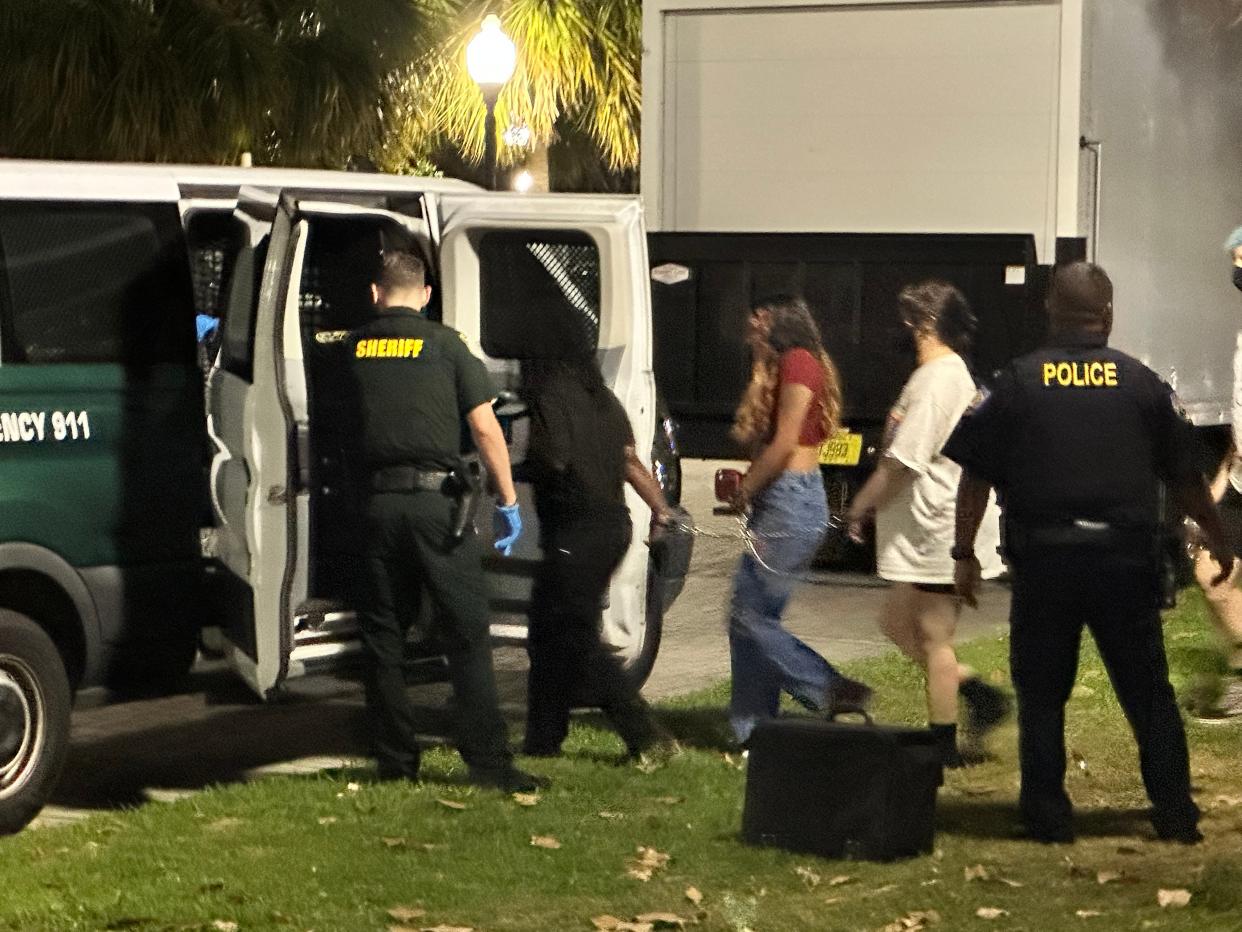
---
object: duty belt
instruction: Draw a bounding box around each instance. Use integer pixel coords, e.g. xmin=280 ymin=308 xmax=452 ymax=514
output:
xmin=1013 ymin=519 xmax=1153 ymax=550
xmin=369 ymin=465 xmax=452 ymax=494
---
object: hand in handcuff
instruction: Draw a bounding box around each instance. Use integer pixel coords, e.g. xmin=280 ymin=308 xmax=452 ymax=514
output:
xmin=844 ymin=506 xmax=872 ymax=545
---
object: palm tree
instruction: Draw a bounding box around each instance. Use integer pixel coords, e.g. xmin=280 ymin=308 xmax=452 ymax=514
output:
xmin=0 ymin=0 xmax=427 ymax=166
xmin=376 ymin=0 xmax=641 ymax=191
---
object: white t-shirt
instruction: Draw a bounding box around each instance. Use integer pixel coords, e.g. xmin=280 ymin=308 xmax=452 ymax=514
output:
xmin=875 ymin=352 xmax=1005 ymax=584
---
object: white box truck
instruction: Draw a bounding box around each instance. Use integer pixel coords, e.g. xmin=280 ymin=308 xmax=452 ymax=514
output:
xmin=642 ymin=0 xmax=1242 ymax=424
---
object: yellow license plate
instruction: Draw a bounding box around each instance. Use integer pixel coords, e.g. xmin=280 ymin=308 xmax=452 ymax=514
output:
xmin=818 ymin=431 xmax=863 ymax=466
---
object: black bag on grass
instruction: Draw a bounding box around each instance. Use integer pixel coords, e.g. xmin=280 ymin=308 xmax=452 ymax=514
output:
xmin=741 ymin=715 xmax=943 ymax=861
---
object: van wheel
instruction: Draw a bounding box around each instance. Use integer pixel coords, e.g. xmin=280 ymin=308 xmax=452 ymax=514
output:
xmin=572 ymin=571 xmax=665 ymax=707
xmin=620 ymin=584 xmax=665 ymax=693
xmin=0 ymin=610 xmax=72 ymax=835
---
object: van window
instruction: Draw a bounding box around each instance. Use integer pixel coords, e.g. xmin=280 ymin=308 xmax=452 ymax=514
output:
xmin=186 ymin=210 xmax=246 ymax=320
xmin=478 ymin=230 xmax=600 ymax=358
xmin=0 ymin=201 xmax=194 ymax=366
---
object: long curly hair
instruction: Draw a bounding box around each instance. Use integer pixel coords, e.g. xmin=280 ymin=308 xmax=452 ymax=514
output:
xmin=731 ymin=294 xmax=843 ymax=450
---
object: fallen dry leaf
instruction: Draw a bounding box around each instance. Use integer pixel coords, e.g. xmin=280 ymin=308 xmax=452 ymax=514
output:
xmin=1157 ymin=889 xmax=1192 ymax=908
xmin=864 ymin=883 xmax=900 ymax=899
xmin=381 ymin=837 xmax=407 ymax=849
xmin=591 ymin=921 xmax=655 ymax=932
xmin=1096 ymin=870 xmax=1122 ymax=885
xmin=435 ymin=799 xmax=468 ymax=811
xmin=795 ymin=865 xmax=821 ymax=889
xmin=625 ymin=846 xmax=671 ymax=882
xmin=211 ymin=923 xmax=238 ymax=932
xmin=530 ymin=835 xmax=561 ymax=850
xmin=635 ymin=913 xmax=688 ymax=928
xmin=684 ymin=886 xmax=703 ymax=906
xmin=418 ymin=926 xmax=473 ymax=932
xmin=824 ymin=896 xmax=844 ymax=906
xmin=828 ymin=875 xmax=854 ymax=887
xmin=1076 ymin=911 xmax=1102 ymax=919
xmin=976 ymin=907 xmax=1008 ymax=920
xmin=598 ymin=811 xmax=625 ymax=820
xmin=881 ymin=910 xmax=940 ymax=931
xmin=958 ymin=785 xmax=997 ymax=797
xmin=964 ymin=864 xmax=990 ymax=882
xmin=387 ymin=907 xmax=427 ymax=923
xmin=316 ymin=817 xmax=337 ymax=826
xmin=998 ymin=878 xmax=1025 ymax=888
xmin=511 ymin=793 xmax=539 ymax=807
xmin=652 ymin=796 xmax=685 ymax=805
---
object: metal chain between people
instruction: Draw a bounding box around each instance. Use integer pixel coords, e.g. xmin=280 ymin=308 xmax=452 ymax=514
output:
xmin=663 ymin=513 xmax=849 ymax=578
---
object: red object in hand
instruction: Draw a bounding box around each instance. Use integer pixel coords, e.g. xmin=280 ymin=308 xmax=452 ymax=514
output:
xmin=715 ymin=468 xmax=743 ymax=503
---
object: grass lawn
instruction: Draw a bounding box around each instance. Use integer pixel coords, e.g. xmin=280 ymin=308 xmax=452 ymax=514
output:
xmin=4 ymin=589 xmax=1242 ymax=932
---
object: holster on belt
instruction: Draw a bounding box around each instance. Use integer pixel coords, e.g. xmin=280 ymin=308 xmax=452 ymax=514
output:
xmin=447 ymin=461 xmax=483 ymax=542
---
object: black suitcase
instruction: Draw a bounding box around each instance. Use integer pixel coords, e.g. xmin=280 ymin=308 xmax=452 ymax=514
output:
xmin=741 ymin=715 xmax=943 ymax=861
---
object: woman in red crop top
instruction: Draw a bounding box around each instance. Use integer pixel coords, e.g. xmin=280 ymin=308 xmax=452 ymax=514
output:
xmin=725 ymin=295 xmax=873 ymax=744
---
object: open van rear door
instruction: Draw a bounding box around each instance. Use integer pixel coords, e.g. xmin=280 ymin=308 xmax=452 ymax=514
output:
xmin=207 ymin=189 xmax=305 ymax=697
xmin=435 ymin=193 xmax=660 ymax=672
xmin=208 ymin=191 xmax=436 ymax=696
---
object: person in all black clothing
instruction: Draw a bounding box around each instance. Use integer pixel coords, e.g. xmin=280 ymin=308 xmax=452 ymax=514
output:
xmin=344 ymin=250 xmax=541 ymax=793
xmin=520 ymin=353 xmax=678 ymax=761
xmin=946 ymin=261 xmax=1233 ymax=845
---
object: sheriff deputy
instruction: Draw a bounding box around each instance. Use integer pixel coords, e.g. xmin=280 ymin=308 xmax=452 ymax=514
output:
xmin=944 ymin=261 xmax=1232 ymax=845
xmin=344 ymin=250 xmax=544 ymax=794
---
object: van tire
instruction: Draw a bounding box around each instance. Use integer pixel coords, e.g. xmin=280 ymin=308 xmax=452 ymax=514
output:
xmin=571 ymin=569 xmax=665 ymax=707
xmin=0 ymin=610 xmax=72 ymax=835
xmin=621 ymin=590 xmax=665 ymax=693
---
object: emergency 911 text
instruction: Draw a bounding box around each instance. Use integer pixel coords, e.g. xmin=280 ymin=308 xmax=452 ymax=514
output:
xmin=0 ymin=411 xmax=92 ymax=444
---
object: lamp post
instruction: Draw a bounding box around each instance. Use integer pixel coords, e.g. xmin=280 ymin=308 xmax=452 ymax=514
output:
xmin=466 ymin=14 xmax=517 ymax=190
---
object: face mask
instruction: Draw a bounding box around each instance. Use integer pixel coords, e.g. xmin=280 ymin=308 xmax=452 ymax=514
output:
xmin=1233 ymin=266 xmax=1242 ymax=292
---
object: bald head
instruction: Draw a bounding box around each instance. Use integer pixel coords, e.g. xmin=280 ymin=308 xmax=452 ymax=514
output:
xmin=1048 ymin=261 xmax=1113 ymax=338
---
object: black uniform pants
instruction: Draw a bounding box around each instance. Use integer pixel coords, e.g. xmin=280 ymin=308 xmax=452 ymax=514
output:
xmin=358 ymin=489 xmax=512 ymax=777
xmin=1009 ymin=546 xmax=1198 ymax=834
xmin=525 ymin=515 xmax=657 ymax=755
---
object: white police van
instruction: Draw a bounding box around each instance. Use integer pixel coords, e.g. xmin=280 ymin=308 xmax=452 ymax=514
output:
xmin=0 ymin=161 xmax=685 ymax=832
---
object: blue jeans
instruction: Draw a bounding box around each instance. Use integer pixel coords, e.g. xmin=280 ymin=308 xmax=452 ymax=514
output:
xmin=728 ymin=470 xmax=842 ymax=742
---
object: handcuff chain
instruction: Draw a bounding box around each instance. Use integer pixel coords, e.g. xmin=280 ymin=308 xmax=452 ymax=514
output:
xmin=663 ymin=513 xmax=849 ymax=579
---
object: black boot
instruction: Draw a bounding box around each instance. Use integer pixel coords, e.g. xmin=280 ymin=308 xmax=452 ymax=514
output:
xmin=931 ymin=722 xmax=966 ymax=769
xmin=959 ymin=677 xmax=1010 ymax=756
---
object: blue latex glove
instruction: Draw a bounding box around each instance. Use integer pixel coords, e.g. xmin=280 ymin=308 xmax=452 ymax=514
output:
xmin=196 ymin=314 xmax=220 ymax=342
xmin=493 ymin=503 xmax=522 ymax=556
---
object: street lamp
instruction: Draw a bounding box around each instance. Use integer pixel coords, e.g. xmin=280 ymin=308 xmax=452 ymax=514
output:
xmin=466 ymin=14 xmax=517 ymax=190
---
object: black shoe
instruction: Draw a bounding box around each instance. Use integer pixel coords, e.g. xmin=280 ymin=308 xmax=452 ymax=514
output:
xmin=1154 ymin=822 xmax=1203 ymax=845
xmin=961 ymin=678 xmax=1011 ymax=735
xmin=826 ymin=677 xmax=873 ymax=717
xmin=468 ymin=765 xmax=550 ymax=793
xmin=374 ymin=763 xmax=421 ymax=783
xmin=1020 ymin=822 xmax=1075 ymax=844
xmin=521 ymin=743 xmax=563 ymax=759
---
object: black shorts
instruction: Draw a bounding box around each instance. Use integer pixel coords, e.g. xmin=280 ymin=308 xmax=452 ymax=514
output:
xmin=913 ymin=582 xmax=956 ymax=595
xmin=1221 ymin=485 xmax=1242 ymax=558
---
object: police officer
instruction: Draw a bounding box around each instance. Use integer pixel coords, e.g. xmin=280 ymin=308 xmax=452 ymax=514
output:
xmin=345 ymin=250 xmax=543 ymax=793
xmin=944 ymin=261 xmax=1232 ymax=845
